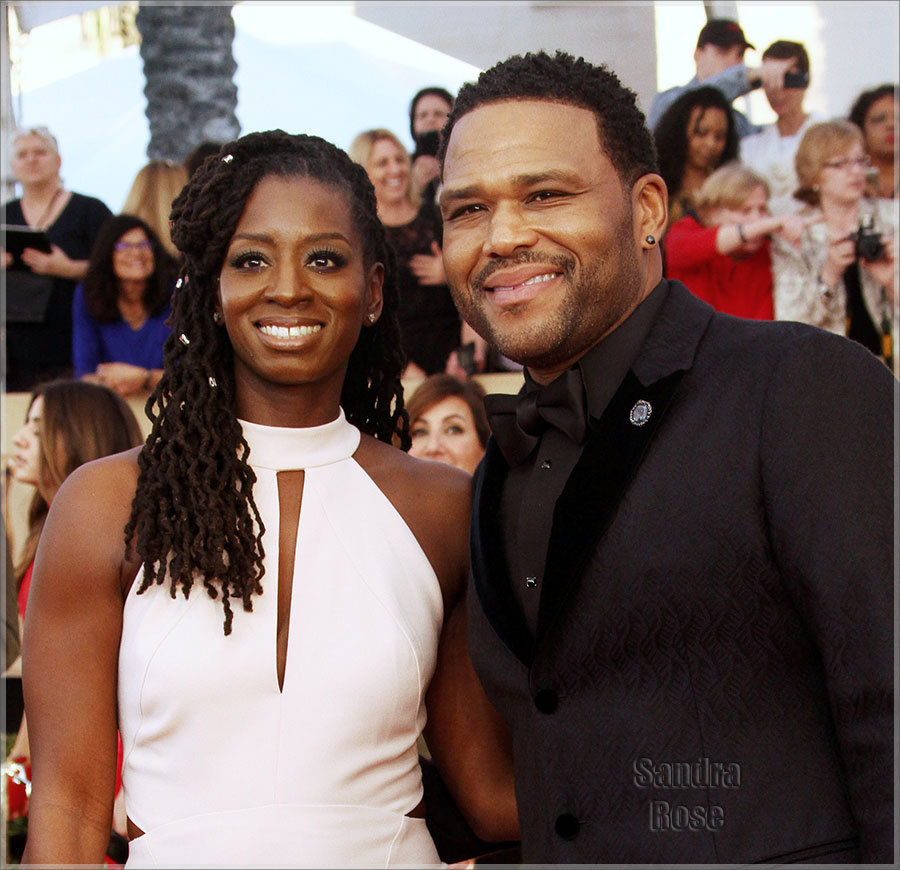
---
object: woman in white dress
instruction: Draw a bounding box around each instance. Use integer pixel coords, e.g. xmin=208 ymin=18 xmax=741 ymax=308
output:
xmin=20 ymin=130 xmax=518 ymax=867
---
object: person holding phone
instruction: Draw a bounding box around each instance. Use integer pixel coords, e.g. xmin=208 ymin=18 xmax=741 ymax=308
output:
xmin=408 ymin=86 xmax=454 ymax=206
xmin=740 ymin=41 xmax=822 ymax=216
xmin=2 ymin=126 xmax=112 ymax=391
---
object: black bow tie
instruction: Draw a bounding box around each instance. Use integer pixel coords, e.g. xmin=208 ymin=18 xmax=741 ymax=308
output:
xmin=484 ymin=367 xmax=588 ymax=465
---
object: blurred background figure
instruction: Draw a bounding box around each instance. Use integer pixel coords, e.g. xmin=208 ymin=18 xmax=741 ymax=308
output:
xmin=653 ymin=86 xmax=739 ymax=231
xmin=848 ymin=83 xmax=898 ymax=201
xmin=2 ymin=126 xmax=112 ymax=391
xmin=406 ymin=374 xmax=488 ymax=474
xmin=740 ymin=41 xmax=818 ymax=217
xmin=408 ymin=86 xmax=454 ymax=205
xmin=665 ymin=163 xmax=805 ymax=320
xmin=73 ymin=214 xmax=176 ymax=396
xmin=121 ymin=158 xmax=189 ymax=260
xmin=648 ymin=18 xmax=759 ymax=140
xmin=183 ymin=140 xmax=225 ymax=179
xmin=350 ymin=128 xmax=462 ymax=380
xmin=771 ymin=120 xmax=896 ymax=367
xmin=4 ymin=379 xmax=144 ymax=860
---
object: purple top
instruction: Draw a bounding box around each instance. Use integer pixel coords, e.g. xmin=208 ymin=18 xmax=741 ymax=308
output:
xmin=72 ymin=283 xmax=172 ymax=377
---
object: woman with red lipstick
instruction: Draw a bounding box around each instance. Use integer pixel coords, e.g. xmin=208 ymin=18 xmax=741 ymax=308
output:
xmin=771 ymin=120 xmax=896 ymax=369
xmin=20 ymin=130 xmax=518 ymax=867
xmin=849 ymin=83 xmax=898 ymax=201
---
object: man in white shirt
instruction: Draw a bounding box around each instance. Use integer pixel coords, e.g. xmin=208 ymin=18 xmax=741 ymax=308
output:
xmin=740 ymin=41 xmax=819 ymax=216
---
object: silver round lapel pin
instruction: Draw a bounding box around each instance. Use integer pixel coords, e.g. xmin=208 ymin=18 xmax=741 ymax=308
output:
xmin=629 ymin=400 xmax=652 ymax=426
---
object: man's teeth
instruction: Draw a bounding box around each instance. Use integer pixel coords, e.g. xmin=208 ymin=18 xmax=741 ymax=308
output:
xmin=495 ymin=272 xmax=558 ymax=291
xmin=259 ymin=324 xmax=322 ymax=338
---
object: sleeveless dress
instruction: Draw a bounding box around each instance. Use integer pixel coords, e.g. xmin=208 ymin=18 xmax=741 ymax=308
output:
xmin=118 ymin=411 xmax=445 ymax=867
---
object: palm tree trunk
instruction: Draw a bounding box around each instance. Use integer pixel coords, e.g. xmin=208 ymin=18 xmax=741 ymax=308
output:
xmin=136 ymin=1 xmax=240 ymax=161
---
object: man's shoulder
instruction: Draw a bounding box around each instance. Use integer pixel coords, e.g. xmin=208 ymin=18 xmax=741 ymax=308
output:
xmin=69 ymin=191 xmax=113 ymax=217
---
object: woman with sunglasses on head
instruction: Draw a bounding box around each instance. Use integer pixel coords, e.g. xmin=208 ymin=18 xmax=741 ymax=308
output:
xmin=770 ymin=120 xmax=896 ymax=369
xmin=2 ymin=126 xmax=112 ymax=391
xmin=20 ymin=130 xmax=518 ymax=867
xmin=73 ymin=214 xmax=178 ymax=397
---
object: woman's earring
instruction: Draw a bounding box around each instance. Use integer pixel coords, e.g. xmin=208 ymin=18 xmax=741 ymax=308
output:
xmin=645 ymin=234 xmax=657 ymax=246
xmin=213 ymin=310 xmax=224 ymax=325
xmin=367 ymin=312 xmax=377 ymax=324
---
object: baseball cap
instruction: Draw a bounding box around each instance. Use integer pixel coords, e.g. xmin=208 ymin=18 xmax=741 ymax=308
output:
xmin=697 ymin=19 xmax=755 ymax=51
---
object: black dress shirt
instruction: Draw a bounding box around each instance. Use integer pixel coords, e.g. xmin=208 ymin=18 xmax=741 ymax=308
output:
xmin=498 ymin=281 xmax=669 ymax=635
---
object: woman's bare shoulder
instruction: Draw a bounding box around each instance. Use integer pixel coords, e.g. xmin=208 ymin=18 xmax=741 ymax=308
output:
xmin=354 ymin=436 xmax=472 ymax=602
xmin=354 ymin=434 xmax=472 ymax=510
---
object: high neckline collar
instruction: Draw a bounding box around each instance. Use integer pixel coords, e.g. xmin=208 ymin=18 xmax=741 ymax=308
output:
xmin=238 ymin=409 xmax=360 ymax=471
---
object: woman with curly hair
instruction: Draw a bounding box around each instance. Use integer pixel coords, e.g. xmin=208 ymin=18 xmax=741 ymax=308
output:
xmin=653 ymin=85 xmax=739 ymax=232
xmin=21 ymin=130 xmax=518 ymax=866
xmin=73 ymin=214 xmax=177 ymax=396
xmin=848 ymin=83 xmax=897 ymax=201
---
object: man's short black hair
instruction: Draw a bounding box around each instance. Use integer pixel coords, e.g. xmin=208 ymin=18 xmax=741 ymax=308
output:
xmin=438 ymin=50 xmax=658 ymax=186
xmin=762 ymin=40 xmax=810 ymax=77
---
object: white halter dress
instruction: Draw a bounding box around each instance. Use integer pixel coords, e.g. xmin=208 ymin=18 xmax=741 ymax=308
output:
xmin=118 ymin=412 xmax=444 ymax=867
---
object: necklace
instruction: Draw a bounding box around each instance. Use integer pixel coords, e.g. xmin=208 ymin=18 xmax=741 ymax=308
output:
xmin=30 ymin=186 xmax=64 ymax=230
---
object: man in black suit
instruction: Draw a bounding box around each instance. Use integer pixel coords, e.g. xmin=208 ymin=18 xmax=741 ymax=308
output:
xmin=437 ymin=50 xmax=894 ymax=864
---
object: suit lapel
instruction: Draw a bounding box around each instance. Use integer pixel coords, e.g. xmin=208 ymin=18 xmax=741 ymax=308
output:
xmin=535 ymin=282 xmax=714 ymax=647
xmin=470 ymin=281 xmax=715 ymax=665
xmin=471 ymin=440 xmax=536 ymax=664
xmin=535 ymin=369 xmax=684 ymax=642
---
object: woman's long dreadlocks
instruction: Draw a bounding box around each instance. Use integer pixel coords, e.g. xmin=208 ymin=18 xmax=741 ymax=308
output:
xmin=124 ymin=129 xmax=410 ymax=635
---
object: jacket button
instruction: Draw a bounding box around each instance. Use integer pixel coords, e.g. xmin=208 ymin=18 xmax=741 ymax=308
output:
xmin=555 ymin=813 xmax=580 ymax=840
xmin=534 ymin=688 xmax=558 ymax=713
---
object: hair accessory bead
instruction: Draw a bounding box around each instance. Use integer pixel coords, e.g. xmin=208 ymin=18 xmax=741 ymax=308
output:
xmin=209 ymin=376 xmax=218 ymax=388
xmin=222 ymin=154 xmax=234 ymax=164
xmin=179 ymin=333 xmax=190 ymax=346
xmin=175 ymin=277 xmax=183 ymax=289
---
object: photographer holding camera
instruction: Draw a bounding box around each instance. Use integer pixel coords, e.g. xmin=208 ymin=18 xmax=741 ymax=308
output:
xmin=771 ymin=119 xmax=896 ymax=372
xmin=408 ymin=86 xmax=454 ymax=206
xmin=740 ymin=40 xmax=822 ymax=217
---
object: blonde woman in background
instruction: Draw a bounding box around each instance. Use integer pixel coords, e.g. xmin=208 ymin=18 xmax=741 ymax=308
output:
xmin=350 ymin=129 xmax=464 ymax=379
xmin=122 ymin=159 xmax=189 ymax=260
xmin=770 ymin=120 xmax=896 ymax=371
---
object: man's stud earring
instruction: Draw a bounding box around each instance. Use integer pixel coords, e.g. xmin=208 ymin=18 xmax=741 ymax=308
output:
xmin=645 ymin=234 xmax=657 ymax=246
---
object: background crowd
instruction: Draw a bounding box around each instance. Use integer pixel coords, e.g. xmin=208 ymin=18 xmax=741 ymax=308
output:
xmin=1 ymin=15 xmax=897 ymax=865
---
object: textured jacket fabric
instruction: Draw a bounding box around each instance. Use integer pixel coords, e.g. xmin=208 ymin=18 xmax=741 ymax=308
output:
xmin=468 ymin=280 xmax=894 ymax=864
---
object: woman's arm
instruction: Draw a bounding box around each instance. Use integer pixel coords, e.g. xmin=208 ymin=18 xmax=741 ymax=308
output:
xmin=424 ymin=590 xmax=519 ymax=844
xmin=20 ymin=455 xmax=136 ymax=865
xmin=770 ymin=230 xmax=851 ymax=332
xmin=421 ymin=473 xmax=518 ymax=844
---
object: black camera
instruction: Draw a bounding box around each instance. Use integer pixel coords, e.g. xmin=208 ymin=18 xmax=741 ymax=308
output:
xmin=852 ymin=214 xmax=885 ymax=263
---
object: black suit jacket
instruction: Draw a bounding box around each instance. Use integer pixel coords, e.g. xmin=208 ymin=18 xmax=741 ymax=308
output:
xmin=468 ymin=281 xmax=894 ymax=864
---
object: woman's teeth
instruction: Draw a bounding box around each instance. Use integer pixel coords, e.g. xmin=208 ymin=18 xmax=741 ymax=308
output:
xmin=259 ymin=324 xmax=322 ymax=338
